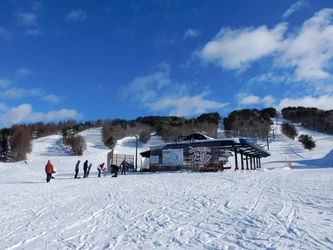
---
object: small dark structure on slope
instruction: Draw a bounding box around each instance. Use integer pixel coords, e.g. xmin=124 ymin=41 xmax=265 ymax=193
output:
xmin=140 ymin=133 xmax=270 ymax=172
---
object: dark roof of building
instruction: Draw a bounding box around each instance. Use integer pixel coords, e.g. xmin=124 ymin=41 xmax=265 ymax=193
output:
xmin=179 ymin=132 xmax=215 ymax=141
xmin=140 ymin=136 xmax=270 ymax=159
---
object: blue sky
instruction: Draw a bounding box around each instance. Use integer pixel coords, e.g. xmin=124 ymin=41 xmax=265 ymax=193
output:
xmin=1 ymin=0 xmax=333 ymax=128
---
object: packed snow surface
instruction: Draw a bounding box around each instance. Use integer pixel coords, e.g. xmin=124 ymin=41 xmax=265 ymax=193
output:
xmin=1 ymin=120 xmax=333 ymax=249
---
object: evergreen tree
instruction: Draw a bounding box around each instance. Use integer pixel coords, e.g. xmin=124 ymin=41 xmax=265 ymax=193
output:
xmin=281 ymin=122 xmax=298 ymax=140
xmin=0 ymin=134 xmax=12 ymax=162
xmin=298 ymin=134 xmax=316 ymax=151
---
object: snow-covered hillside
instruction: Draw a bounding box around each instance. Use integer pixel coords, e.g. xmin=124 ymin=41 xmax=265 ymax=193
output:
xmin=260 ymin=119 xmax=333 ymax=169
xmin=0 ymin=120 xmax=333 ymax=249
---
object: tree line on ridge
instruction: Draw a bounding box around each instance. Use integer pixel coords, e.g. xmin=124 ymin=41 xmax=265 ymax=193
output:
xmin=1 ymin=107 xmax=331 ymax=162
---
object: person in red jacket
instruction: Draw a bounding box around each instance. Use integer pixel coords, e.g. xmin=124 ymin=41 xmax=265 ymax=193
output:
xmin=45 ymin=160 xmax=54 ymax=183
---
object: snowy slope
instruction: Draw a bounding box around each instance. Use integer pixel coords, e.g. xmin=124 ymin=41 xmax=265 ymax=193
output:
xmin=261 ymin=119 xmax=333 ymax=169
xmin=0 ymin=121 xmax=333 ymax=250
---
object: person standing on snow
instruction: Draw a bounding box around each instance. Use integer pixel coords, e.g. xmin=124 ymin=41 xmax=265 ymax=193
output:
xmin=45 ymin=160 xmax=54 ymax=183
xmin=74 ymin=160 xmax=80 ymax=178
xmin=83 ymin=160 xmax=88 ymax=178
xmin=120 ymin=159 xmax=128 ymax=175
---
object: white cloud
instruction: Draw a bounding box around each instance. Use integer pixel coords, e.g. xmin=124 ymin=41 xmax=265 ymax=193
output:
xmin=66 ymin=10 xmax=87 ymax=22
xmin=184 ymin=29 xmax=201 ymax=39
xmin=16 ymin=12 xmax=38 ymax=27
xmin=253 ymin=72 xmax=292 ymax=83
xmin=0 ymin=104 xmax=80 ymax=127
xmin=282 ymin=0 xmax=307 ymax=19
xmin=153 ymin=35 xmax=176 ymax=48
xmin=42 ymin=94 xmax=60 ymax=104
xmin=126 ymin=71 xmax=172 ymax=103
xmin=15 ymin=10 xmax=44 ymax=36
xmin=0 ymin=87 xmax=44 ymax=99
xmin=0 ymin=104 xmax=32 ymax=125
xmin=148 ymin=94 xmax=228 ymax=117
xmin=15 ymin=68 xmax=33 ymax=79
xmin=197 ymin=8 xmax=333 ymax=86
xmin=198 ymin=23 xmax=287 ymax=69
xmin=124 ymin=62 xmax=173 ymax=103
xmin=262 ymin=95 xmax=275 ymax=106
xmin=29 ymin=88 xmax=44 ymax=97
xmin=156 ymin=61 xmax=171 ymax=73
xmin=0 ymin=87 xmax=25 ymax=98
xmin=29 ymin=108 xmax=80 ymax=122
xmin=32 ymin=1 xmax=43 ymax=13
xmin=0 ymin=27 xmax=13 ymax=41
xmin=237 ymin=93 xmax=275 ymax=107
xmin=239 ymin=95 xmax=261 ymax=105
xmin=25 ymin=28 xmax=43 ymax=36
xmin=0 ymin=79 xmax=10 ymax=88
xmin=277 ymin=8 xmax=333 ymax=81
xmin=275 ymin=95 xmax=333 ymax=111
xmin=0 ymin=102 xmax=7 ymax=111
xmin=315 ymin=82 xmax=333 ymax=94
xmin=124 ymin=63 xmax=228 ymax=117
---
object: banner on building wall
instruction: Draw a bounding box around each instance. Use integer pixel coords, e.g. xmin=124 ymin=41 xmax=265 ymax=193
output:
xmin=188 ymin=147 xmax=212 ymax=164
xmin=162 ymin=149 xmax=184 ymax=166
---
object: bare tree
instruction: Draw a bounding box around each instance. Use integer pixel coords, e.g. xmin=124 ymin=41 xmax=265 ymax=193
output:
xmin=71 ymin=135 xmax=86 ymax=156
xmin=10 ymin=125 xmax=32 ymax=161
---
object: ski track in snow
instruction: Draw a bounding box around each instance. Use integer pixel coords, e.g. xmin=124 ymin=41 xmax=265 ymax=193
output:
xmin=1 ymin=121 xmax=333 ymax=249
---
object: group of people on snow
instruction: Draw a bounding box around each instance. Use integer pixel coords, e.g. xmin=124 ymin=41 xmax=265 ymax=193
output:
xmin=45 ymin=159 xmax=130 ymax=182
xmin=74 ymin=160 xmax=92 ymax=178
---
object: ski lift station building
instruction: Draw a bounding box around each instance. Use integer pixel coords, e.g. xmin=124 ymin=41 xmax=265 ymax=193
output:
xmin=140 ymin=133 xmax=271 ymax=172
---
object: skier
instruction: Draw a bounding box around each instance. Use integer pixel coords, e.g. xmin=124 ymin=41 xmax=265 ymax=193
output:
xmin=120 ymin=159 xmax=128 ymax=175
xmin=74 ymin=160 xmax=80 ymax=178
xmin=97 ymin=163 xmax=105 ymax=177
xmin=83 ymin=160 xmax=88 ymax=178
xmin=45 ymin=160 xmax=54 ymax=183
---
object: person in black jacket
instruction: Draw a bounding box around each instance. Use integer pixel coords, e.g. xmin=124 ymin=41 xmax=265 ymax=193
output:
xmin=83 ymin=160 xmax=88 ymax=178
xmin=74 ymin=160 xmax=80 ymax=178
xmin=112 ymin=164 xmax=119 ymax=177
